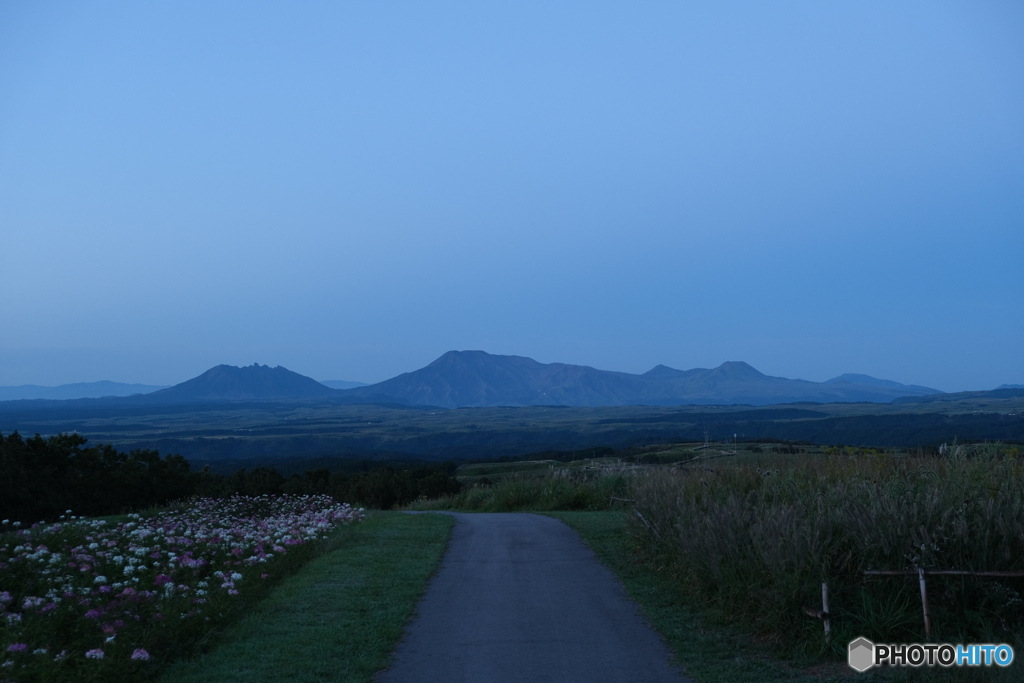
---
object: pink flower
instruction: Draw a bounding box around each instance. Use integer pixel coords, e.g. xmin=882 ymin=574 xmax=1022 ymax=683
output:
xmin=131 ymin=648 xmax=150 ymax=661
xmin=85 ymin=648 xmax=104 ymax=659
xmin=154 ymin=574 xmax=172 ymax=586
xmin=7 ymin=643 xmax=27 ymax=653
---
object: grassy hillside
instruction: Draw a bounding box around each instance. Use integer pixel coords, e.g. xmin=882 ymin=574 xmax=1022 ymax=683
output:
xmin=0 ymin=395 xmax=1021 ymax=465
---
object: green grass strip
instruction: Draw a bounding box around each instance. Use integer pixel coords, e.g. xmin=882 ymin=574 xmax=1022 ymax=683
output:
xmin=158 ymin=511 xmax=454 ymax=683
xmin=549 ymin=511 xmax=874 ymax=683
xmin=551 ymin=513 xmax=1019 ymax=683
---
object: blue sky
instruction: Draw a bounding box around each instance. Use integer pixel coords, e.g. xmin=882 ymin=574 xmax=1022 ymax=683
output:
xmin=1 ymin=1 xmax=1021 ymax=391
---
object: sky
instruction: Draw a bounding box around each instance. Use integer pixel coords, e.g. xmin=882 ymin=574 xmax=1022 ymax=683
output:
xmin=1 ymin=1 xmax=1022 ymax=392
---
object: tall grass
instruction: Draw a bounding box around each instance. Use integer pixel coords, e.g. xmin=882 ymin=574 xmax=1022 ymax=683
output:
xmin=628 ymin=444 xmax=1024 ymax=654
xmin=408 ymin=470 xmax=628 ymax=512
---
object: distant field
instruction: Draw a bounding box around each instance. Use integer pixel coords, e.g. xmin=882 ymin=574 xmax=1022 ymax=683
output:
xmin=450 ymin=441 xmax=910 ymax=483
xmin=0 ymin=395 xmax=1021 ymax=467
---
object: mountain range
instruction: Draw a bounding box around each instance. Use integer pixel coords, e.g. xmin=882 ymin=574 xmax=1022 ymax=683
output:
xmin=0 ymin=381 xmax=168 ymax=401
xmin=0 ymin=352 xmax=952 ymax=408
xmin=339 ymin=351 xmax=942 ymax=407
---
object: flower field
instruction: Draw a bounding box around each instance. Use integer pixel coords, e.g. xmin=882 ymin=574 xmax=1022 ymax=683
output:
xmin=0 ymin=495 xmax=363 ymax=682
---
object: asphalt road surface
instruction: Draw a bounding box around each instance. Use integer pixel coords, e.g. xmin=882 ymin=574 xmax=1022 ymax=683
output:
xmin=376 ymin=512 xmax=690 ymax=683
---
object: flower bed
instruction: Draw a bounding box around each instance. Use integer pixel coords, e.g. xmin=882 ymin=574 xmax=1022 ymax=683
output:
xmin=1 ymin=495 xmax=363 ymax=681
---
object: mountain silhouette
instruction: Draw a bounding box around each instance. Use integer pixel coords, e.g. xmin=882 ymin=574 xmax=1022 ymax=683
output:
xmin=3 ymin=355 xmax=945 ymax=408
xmin=825 ymin=373 xmax=939 ymax=394
xmin=340 ymin=351 xmax=942 ymax=407
xmin=144 ymin=364 xmax=338 ymax=402
xmin=0 ymin=381 xmax=167 ymax=401
xmin=338 ymin=351 xmax=641 ymax=408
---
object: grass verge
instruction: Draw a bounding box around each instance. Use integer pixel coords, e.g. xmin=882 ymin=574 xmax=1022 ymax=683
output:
xmin=549 ymin=511 xmax=1024 ymax=683
xmin=407 ymin=472 xmax=626 ymax=512
xmin=549 ymin=511 xmax=846 ymax=682
xmin=158 ymin=511 xmax=454 ymax=683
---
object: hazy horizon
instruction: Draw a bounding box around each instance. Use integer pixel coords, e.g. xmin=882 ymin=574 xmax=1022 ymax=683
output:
xmin=3 ymin=2 xmax=1021 ymax=393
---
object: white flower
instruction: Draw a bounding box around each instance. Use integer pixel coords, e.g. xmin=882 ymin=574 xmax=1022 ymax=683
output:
xmin=94 ymin=576 xmax=108 ymax=584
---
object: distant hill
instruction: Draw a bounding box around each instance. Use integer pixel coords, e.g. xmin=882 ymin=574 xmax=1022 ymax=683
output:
xmin=340 ymin=350 xmax=943 ymax=408
xmin=998 ymin=384 xmax=1024 ymax=390
xmin=144 ymin=364 xmax=338 ymax=402
xmin=825 ymin=373 xmax=940 ymax=395
xmin=0 ymin=381 xmax=168 ymax=401
xmin=892 ymin=387 xmax=1024 ymax=404
xmin=320 ymin=379 xmax=369 ymax=390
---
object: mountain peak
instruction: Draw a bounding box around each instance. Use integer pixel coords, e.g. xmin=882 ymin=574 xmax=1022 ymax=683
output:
xmin=713 ymin=361 xmax=764 ymax=377
xmin=826 ymin=373 xmax=896 ymax=387
xmin=147 ymin=363 xmax=336 ymax=402
xmin=429 ymin=350 xmax=492 ymax=364
xmin=642 ymin=364 xmax=699 ymax=379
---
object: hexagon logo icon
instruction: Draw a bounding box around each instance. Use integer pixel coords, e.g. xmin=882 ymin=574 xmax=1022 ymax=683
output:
xmin=848 ymin=637 xmax=875 ymax=672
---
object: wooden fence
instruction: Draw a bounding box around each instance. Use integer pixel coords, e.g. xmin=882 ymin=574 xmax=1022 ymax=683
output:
xmin=804 ymin=569 xmax=1024 ymax=640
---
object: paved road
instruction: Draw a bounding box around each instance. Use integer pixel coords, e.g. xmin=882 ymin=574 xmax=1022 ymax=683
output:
xmin=376 ymin=513 xmax=690 ymax=683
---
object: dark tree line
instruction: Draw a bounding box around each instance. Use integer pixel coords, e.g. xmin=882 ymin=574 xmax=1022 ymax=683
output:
xmin=192 ymin=463 xmax=462 ymax=509
xmin=0 ymin=432 xmax=192 ymax=523
xmin=1 ymin=432 xmax=462 ymax=523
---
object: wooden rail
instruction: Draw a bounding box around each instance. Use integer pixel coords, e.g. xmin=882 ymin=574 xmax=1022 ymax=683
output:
xmin=805 ymin=570 xmax=1024 ymax=640
xmin=864 ymin=569 xmax=1024 ymax=578
xmin=862 ymin=568 xmax=1024 ymax=639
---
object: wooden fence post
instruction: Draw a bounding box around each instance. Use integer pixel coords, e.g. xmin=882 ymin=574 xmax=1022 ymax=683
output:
xmin=918 ymin=568 xmax=932 ymax=639
xmin=821 ymin=582 xmax=831 ymax=641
